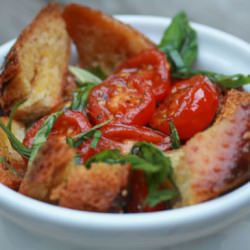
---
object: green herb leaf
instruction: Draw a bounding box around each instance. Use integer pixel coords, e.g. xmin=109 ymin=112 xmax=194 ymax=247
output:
xmin=67 ymin=118 xmax=112 ymax=148
xmin=7 ymin=100 xmax=25 ymax=131
xmin=90 ymin=130 xmax=102 ymax=148
xmin=159 ymin=11 xmax=198 ymax=70
xmin=85 ymin=149 xmax=161 ymax=173
xmin=144 ymin=189 xmax=178 ymax=207
xmin=69 ymin=66 xmax=102 ymax=85
xmin=169 ymin=121 xmax=181 ymax=149
xmin=28 ymin=111 xmax=63 ymax=169
xmin=71 ymin=83 xmax=96 ymax=112
xmin=87 ymin=66 xmax=107 ymax=80
xmin=173 ymin=69 xmax=250 ymax=88
xmin=0 ymin=156 xmax=22 ymax=177
xmin=0 ymin=119 xmax=31 ymax=158
xmin=86 ymin=142 xmax=178 ymax=207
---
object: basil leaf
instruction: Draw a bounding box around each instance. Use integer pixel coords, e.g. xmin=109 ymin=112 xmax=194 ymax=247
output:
xmin=67 ymin=118 xmax=112 ymax=148
xmin=90 ymin=130 xmax=102 ymax=148
xmin=87 ymin=66 xmax=107 ymax=80
xmin=7 ymin=100 xmax=25 ymax=131
xmin=28 ymin=111 xmax=63 ymax=169
xmin=169 ymin=121 xmax=181 ymax=149
xmin=86 ymin=150 xmax=123 ymax=168
xmin=159 ymin=11 xmax=198 ymax=70
xmin=0 ymin=119 xmax=31 ymax=158
xmin=69 ymin=66 xmax=102 ymax=85
xmin=145 ymin=189 xmax=178 ymax=207
xmin=0 ymin=156 xmax=21 ymax=177
xmin=71 ymin=83 xmax=96 ymax=112
xmin=131 ymin=142 xmax=177 ymax=207
xmin=85 ymin=149 xmax=160 ymax=173
xmin=173 ymin=69 xmax=250 ymax=88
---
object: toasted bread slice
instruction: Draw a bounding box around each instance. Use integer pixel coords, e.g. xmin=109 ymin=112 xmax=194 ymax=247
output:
xmin=20 ymin=136 xmax=130 ymax=212
xmin=0 ymin=3 xmax=70 ymax=123
xmin=19 ymin=136 xmax=74 ymax=200
xmin=0 ymin=117 xmax=26 ymax=190
xmin=63 ymin=4 xmax=154 ymax=74
xmin=169 ymin=90 xmax=250 ymax=207
xmin=52 ymin=163 xmax=130 ymax=212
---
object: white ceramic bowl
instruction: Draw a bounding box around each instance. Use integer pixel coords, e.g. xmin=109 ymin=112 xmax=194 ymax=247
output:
xmin=0 ymin=15 xmax=249 ymax=250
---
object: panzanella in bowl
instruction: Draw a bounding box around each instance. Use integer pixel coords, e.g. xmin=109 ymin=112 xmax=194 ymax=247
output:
xmin=0 ymin=3 xmax=249 ymax=213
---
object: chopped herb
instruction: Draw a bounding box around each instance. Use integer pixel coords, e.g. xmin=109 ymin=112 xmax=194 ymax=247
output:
xmin=0 ymin=156 xmax=21 ymax=177
xmin=70 ymin=83 xmax=96 ymax=112
xmin=7 ymin=100 xmax=25 ymax=131
xmin=169 ymin=121 xmax=181 ymax=149
xmin=159 ymin=11 xmax=198 ymax=71
xmin=69 ymin=66 xmax=102 ymax=85
xmin=0 ymin=119 xmax=31 ymax=158
xmin=173 ymin=69 xmax=250 ymax=88
xmin=28 ymin=111 xmax=63 ymax=169
xmin=90 ymin=130 xmax=102 ymax=148
xmin=87 ymin=66 xmax=107 ymax=80
xmin=86 ymin=142 xmax=178 ymax=207
xmin=67 ymin=118 xmax=112 ymax=148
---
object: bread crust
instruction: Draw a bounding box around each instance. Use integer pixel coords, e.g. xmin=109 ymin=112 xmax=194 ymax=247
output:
xmin=0 ymin=117 xmax=26 ymax=190
xmin=170 ymin=90 xmax=250 ymax=207
xmin=63 ymin=4 xmax=154 ymax=74
xmin=0 ymin=3 xmax=70 ymax=122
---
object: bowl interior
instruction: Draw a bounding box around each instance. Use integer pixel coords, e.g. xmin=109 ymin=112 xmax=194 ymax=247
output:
xmin=0 ymin=15 xmax=249 ymax=231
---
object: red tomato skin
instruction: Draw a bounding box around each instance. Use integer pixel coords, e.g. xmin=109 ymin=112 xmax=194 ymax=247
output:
xmin=87 ymin=73 xmax=156 ymax=126
xmin=116 ymin=49 xmax=171 ymax=101
xmin=101 ymin=123 xmax=165 ymax=144
xmin=150 ymin=75 xmax=219 ymax=140
xmin=127 ymin=171 xmax=167 ymax=213
xmin=23 ymin=110 xmax=91 ymax=148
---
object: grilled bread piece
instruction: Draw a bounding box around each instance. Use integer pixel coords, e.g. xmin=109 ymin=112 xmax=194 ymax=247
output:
xmin=20 ymin=137 xmax=130 ymax=212
xmin=169 ymin=90 xmax=250 ymax=207
xmin=0 ymin=117 xmax=25 ymax=190
xmin=0 ymin=3 xmax=70 ymax=123
xmin=63 ymin=3 xmax=154 ymax=74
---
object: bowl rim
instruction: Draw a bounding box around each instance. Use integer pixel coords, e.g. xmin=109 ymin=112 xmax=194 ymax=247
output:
xmin=0 ymin=14 xmax=249 ymax=232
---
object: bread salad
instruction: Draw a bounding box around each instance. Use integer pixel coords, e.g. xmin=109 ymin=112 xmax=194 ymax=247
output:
xmin=0 ymin=3 xmax=249 ymax=213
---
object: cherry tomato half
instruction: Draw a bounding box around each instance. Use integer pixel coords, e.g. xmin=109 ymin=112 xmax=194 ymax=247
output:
xmin=127 ymin=171 xmax=167 ymax=213
xmin=101 ymin=123 xmax=171 ymax=151
xmin=87 ymin=73 xmax=156 ymax=126
xmin=149 ymin=75 xmax=219 ymax=140
xmin=23 ymin=110 xmax=91 ymax=148
xmin=116 ymin=49 xmax=171 ymax=101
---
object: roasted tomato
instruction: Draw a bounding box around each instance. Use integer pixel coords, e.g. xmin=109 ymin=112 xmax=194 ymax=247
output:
xmin=23 ymin=110 xmax=91 ymax=147
xmin=150 ymin=75 xmax=219 ymax=140
xmin=101 ymin=123 xmax=171 ymax=151
xmin=127 ymin=171 xmax=167 ymax=212
xmin=87 ymin=73 xmax=156 ymax=126
xmin=116 ymin=49 xmax=171 ymax=101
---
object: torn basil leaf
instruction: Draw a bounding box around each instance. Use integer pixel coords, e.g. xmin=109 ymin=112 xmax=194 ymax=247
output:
xmin=0 ymin=156 xmax=21 ymax=177
xmin=67 ymin=118 xmax=112 ymax=148
xmin=145 ymin=189 xmax=178 ymax=207
xmin=169 ymin=121 xmax=181 ymax=149
xmin=7 ymin=100 xmax=25 ymax=131
xmin=69 ymin=66 xmax=102 ymax=85
xmin=85 ymin=149 xmax=160 ymax=173
xmin=28 ymin=111 xmax=63 ymax=169
xmin=70 ymin=83 xmax=96 ymax=112
xmin=173 ymin=69 xmax=250 ymax=88
xmin=159 ymin=11 xmax=198 ymax=71
xmin=87 ymin=66 xmax=107 ymax=80
xmin=90 ymin=130 xmax=102 ymax=148
xmin=86 ymin=142 xmax=178 ymax=207
xmin=0 ymin=119 xmax=31 ymax=158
